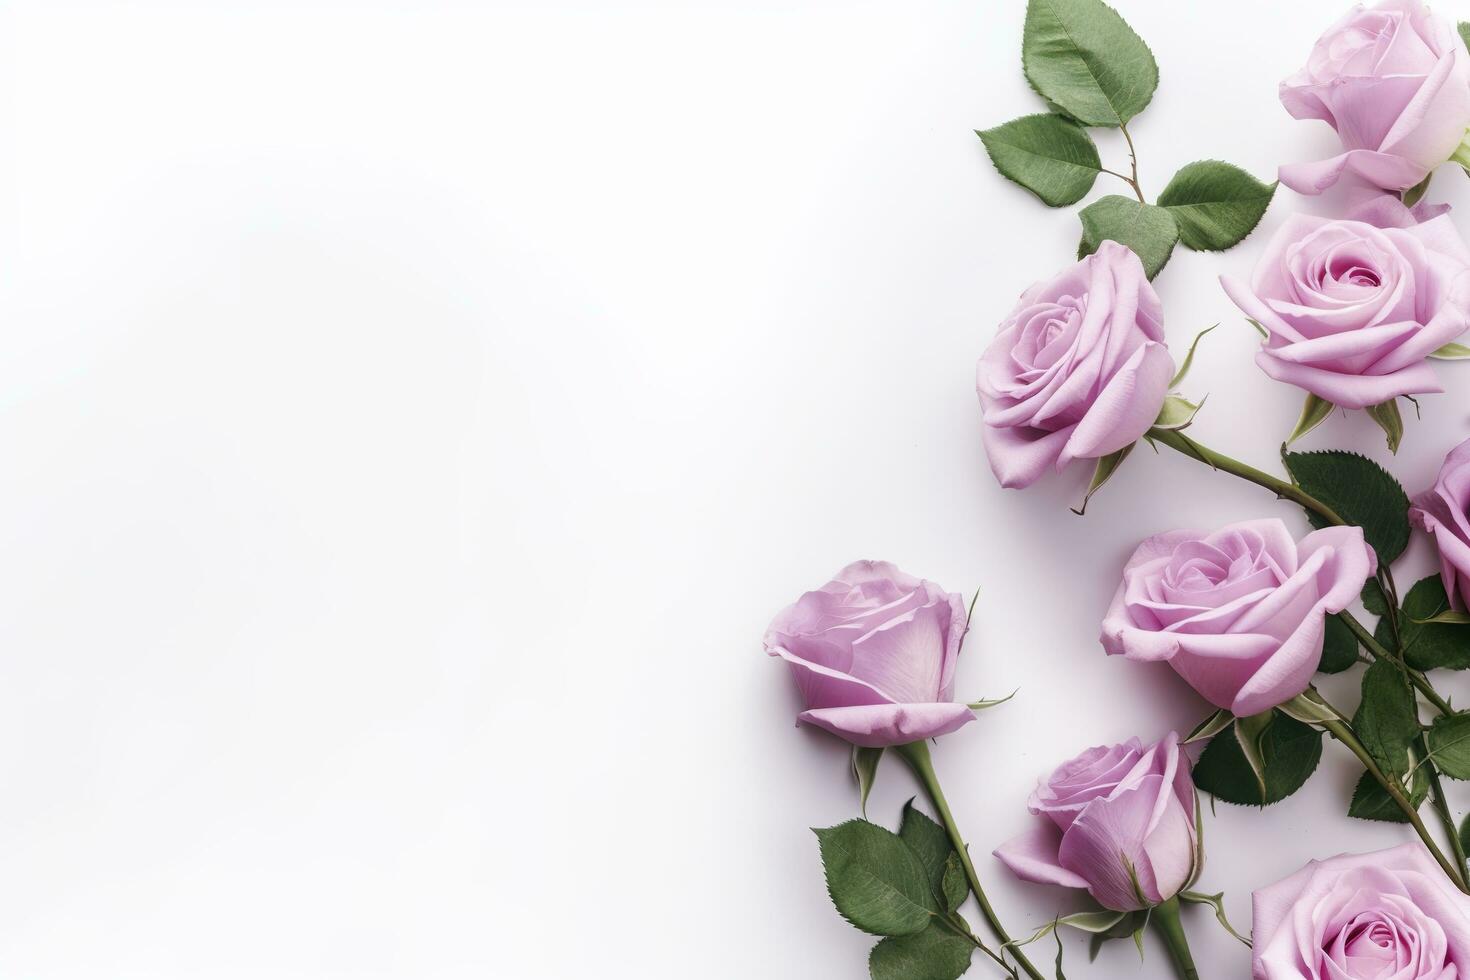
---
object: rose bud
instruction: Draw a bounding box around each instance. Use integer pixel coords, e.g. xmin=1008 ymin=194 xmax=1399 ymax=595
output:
xmin=994 ymin=732 xmax=1200 ymax=912
xmin=1253 ymin=843 xmax=1470 ymax=979
xmin=763 ymin=560 xmax=976 ymax=748
xmin=976 ymin=240 xmax=1174 ymax=490
xmin=1101 ymin=518 xmax=1376 ymax=716
xmin=1279 ymin=0 xmax=1470 ymax=195
xmin=1220 ymin=213 xmax=1470 ymax=409
xmin=1411 ymin=435 xmax=1470 ymax=610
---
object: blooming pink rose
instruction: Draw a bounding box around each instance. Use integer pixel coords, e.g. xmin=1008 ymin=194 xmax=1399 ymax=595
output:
xmin=763 ymin=560 xmax=974 ymax=748
xmin=1279 ymin=0 xmax=1470 ymax=195
xmin=1411 ymin=435 xmax=1470 ymax=611
xmin=976 ymin=241 xmax=1174 ymax=489
xmin=993 ymin=732 xmax=1199 ymax=912
xmin=1101 ymin=519 xmax=1376 ymax=716
xmin=1253 ymin=843 xmax=1470 ymax=979
xmin=1220 ymin=213 xmax=1470 ymax=408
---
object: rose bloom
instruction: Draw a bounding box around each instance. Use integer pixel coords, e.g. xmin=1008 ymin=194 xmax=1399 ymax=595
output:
xmin=1220 ymin=213 xmax=1470 ymax=409
xmin=1253 ymin=843 xmax=1470 ymax=979
xmin=993 ymin=732 xmax=1199 ymax=912
xmin=1101 ymin=518 xmax=1376 ymax=716
xmin=763 ymin=560 xmax=975 ymax=748
xmin=1279 ymin=0 xmax=1470 ymax=195
xmin=1411 ymin=436 xmax=1470 ymax=611
xmin=976 ymin=241 xmax=1174 ymax=489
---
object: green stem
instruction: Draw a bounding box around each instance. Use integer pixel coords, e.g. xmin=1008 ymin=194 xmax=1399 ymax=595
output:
xmin=1146 ymin=428 xmax=1345 ymax=525
xmin=894 ymin=741 xmax=1045 ymax=980
xmin=1151 ymin=897 xmax=1200 ymax=980
xmin=1338 ymin=612 xmax=1452 ymax=715
xmin=1425 ymin=753 xmax=1470 ymax=887
xmin=1119 ymin=121 xmax=1146 ymax=203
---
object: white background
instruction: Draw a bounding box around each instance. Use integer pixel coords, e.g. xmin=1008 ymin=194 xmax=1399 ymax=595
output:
xmin=3 ymin=0 xmax=1470 ymax=976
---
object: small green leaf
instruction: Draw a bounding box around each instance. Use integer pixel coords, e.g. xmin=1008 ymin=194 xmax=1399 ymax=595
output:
xmin=1278 ymin=690 xmax=1343 ymax=724
xmin=1077 ymin=196 xmax=1179 ymax=279
xmin=1383 ymin=577 xmax=1470 ymax=671
xmin=1354 ymin=659 xmax=1420 ymax=777
xmin=1087 ymin=911 xmax=1147 ymax=961
xmin=1184 ymin=708 xmax=1234 ymax=744
xmin=1362 ymin=580 xmax=1390 ymax=617
xmin=977 ymin=113 xmax=1102 ymax=207
xmin=1403 ymin=173 xmax=1432 ymax=208
xmin=1286 ymin=394 xmax=1335 ymax=448
xmin=1427 ymin=713 xmax=1470 ymax=780
xmin=1365 ymin=399 xmax=1404 ymax=454
xmin=1233 ymin=712 xmax=1272 ymax=801
xmin=1178 ymin=891 xmax=1252 ymax=948
xmin=1460 ymin=812 xmax=1470 ymax=857
xmin=815 ymin=820 xmax=936 ymax=936
xmin=853 ymin=746 xmax=884 ymax=817
xmin=1244 ymin=317 xmax=1269 ymax=339
xmin=1192 ymin=711 xmax=1322 ymax=805
xmin=1414 ymin=610 xmax=1470 ymax=626
xmin=1430 ymin=341 xmax=1470 ymax=360
xmin=1153 ymin=394 xmax=1203 ymax=431
xmin=898 ymin=801 xmax=966 ymax=913
xmin=1318 ymin=614 xmax=1359 ymax=674
xmin=966 ymin=689 xmax=1017 ymax=711
xmin=868 ymin=924 xmax=974 ymax=980
xmin=1169 ymin=324 xmax=1217 ymax=389
xmin=1022 ymin=0 xmax=1158 ymax=127
xmin=1348 ymin=766 xmax=1429 ymax=822
xmin=1157 ymin=161 xmax=1276 ymax=251
xmin=1459 ymin=21 xmax=1470 ymax=53
xmin=940 ymin=853 xmax=967 ymax=914
xmin=1072 ymin=443 xmax=1135 ymax=515
xmin=1283 ymin=450 xmax=1412 ymax=565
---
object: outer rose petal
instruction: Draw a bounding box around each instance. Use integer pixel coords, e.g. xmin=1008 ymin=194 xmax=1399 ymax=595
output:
xmin=1278 ymin=148 xmax=1430 ymax=195
xmin=1057 ymin=773 xmax=1193 ymax=911
xmin=980 ymin=421 xmax=1075 ymax=490
xmin=797 ymin=702 xmax=975 ymax=748
xmin=1063 ymin=340 xmax=1174 ymax=462
xmin=992 ymin=820 xmax=1090 ymax=890
xmin=1255 ymin=348 xmax=1444 ymax=407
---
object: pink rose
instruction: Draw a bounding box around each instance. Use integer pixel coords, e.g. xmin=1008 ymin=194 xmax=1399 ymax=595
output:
xmin=1279 ymin=0 xmax=1470 ymax=195
xmin=1101 ymin=519 xmax=1376 ymax=716
xmin=763 ymin=560 xmax=975 ymax=748
xmin=993 ymin=732 xmax=1199 ymax=912
xmin=976 ymin=241 xmax=1174 ymax=489
xmin=1253 ymin=843 xmax=1470 ymax=979
xmin=1220 ymin=213 xmax=1470 ymax=408
xmin=1411 ymin=435 xmax=1470 ymax=610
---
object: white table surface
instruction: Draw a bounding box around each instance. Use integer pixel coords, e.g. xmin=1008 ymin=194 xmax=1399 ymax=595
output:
xmin=2 ymin=0 xmax=1467 ymax=976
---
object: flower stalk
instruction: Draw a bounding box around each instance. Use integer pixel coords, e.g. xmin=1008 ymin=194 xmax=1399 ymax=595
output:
xmin=1151 ymin=896 xmax=1201 ymax=980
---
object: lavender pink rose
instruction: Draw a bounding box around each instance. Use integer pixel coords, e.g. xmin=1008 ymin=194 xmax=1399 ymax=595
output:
xmin=1101 ymin=518 xmax=1376 ymax=716
xmin=994 ymin=732 xmax=1199 ymax=912
xmin=1279 ymin=0 xmax=1470 ymax=195
xmin=763 ymin=560 xmax=976 ymax=747
xmin=1253 ymin=843 xmax=1470 ymax=978
xmin=977 ymin=241 xmax=1174 ymax=489
xmin=1411 ymin=435 xmax=1470 ymax=611
xmin=1220 ymin=212 xmax=1470 ymax=409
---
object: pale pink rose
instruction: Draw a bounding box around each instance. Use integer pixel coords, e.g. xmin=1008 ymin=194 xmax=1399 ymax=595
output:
xmin=976 ymin=241 xmax=1174 ymax=489
xmin=763 ymin=560 xmax=974 ymax=747
xmin=1220 ymin=213 xmax=1470 ymax=408
xmin=1253 ymin=843 xmax=1470 ymax=978
xmin=1279 ymin=0 xmax=1470 ymax=195
xmin=1410 ymin=435 xmax=1470 ymax=610
xmin=994 ymin=733 xmax=1199 ymax=912
xmin=1101 ymin=519 xmax=1376 ymax=716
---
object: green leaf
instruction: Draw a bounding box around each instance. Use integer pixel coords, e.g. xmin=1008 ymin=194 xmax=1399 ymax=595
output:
xmin=1184 ymin=708 xmax=1234 ymax=744
xmin=1077 ymin=196 xmax=1178 ymax=279
xmin=898 ymin=801 xmax=967 ymax=913
xmin=1318 ymin=614 xmax=1359 ymax=674
xmin=1348 ymin=766 xmax=1428 ymax=822
xmin=1022 ymin=0 xmax=1158 ymax=127
xmin=1354 ymin=659 xmax=1420 ymax=777
xmin=966 ymin=690 xmax=1017 ymax=710
xmin=1232 ymin=711 xmax=1272 ymax=801
xmin=1427 ymin=712 xmax=1470 ymax=779
xmin=1153 ymin=394 xmax=1203 ymax=431
xmin=1169 ymin=324 xmax=1216 ymax=389
xmin=1286 ymin=394 xmax=1335 ymax=448
xmin=1362 ymin=580 xmax=1390 ymax=617
xmin=1278 ymin=690 xmax=1343 ymax=724
xmin=1087 ymin=911 xmax=1148 ymax=961
xmin=1384 ymin=576 xmax=1470 ymax=671
xmin=1178 ymin=891 xmax=1252 ymax=948
xmin=1365 ymin=399 xmax=1404 ymax=454
xmin=1418 ymin=609 xmax=1470 ymax=625
xmin=977 ymin=113 xmax=1102 ymax=207
xmin=853 ymin=746 xmax=884 ymax=817
xmin=1156 ymin=161 xmax=1276 ymax=251
xmin=1072 ymin=443 xmax=1134 ymax=515
xmin=868 ymin=924 xmax=974 ymax=980
xmin=1430 ymin=341 xmax=1470 ymax=360
xmin=1460 ymin=812 xmax=1470 ymax=858
xmin=1460 ymin=21 xmax=1470 ymax=53
xmin=815 ymin=820 xmax=936 ymax=936
xmin=1403 ymin=173 xmax=1432 ymax=208
xmin=1282 ymin=450 xmax=1412 ymax=564
xmin=1192 ymin=711 xmax=1322 ymax=805
xmin=940 ymin=854 xmax=967 ymax=915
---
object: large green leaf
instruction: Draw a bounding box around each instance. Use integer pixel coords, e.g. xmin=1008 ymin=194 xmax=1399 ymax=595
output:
xmin=1156 ymin=161 xmax=1275 ymax=251
xmin=1192 ymin=712 xmax=1322 ymax=805
xmin=1077 ymin=196 xmax=1178 ymax=279
xmin=1427 ymin=712 xmax=1470 ymax=779
xmin=1353 ymin=659 xmax=1420 ymax=777
xmin=1022 ymin=0 xmax=1158 ymax=127
xmin=1348 ymin=766 xmax=1428 ymax=822
xmin=815 ymin=820 xmax=935 ymax=936
xmin=1282 ymin=450 xmax=1412 ymax=564
xmin=978 ymin=113 xmax=1101 ymax=206
xmin=1379 ymin=576 xmax=1470 ymax=671
xmin=868 ymin=924 xmax=974 ymax=980
xmin=853 ymin=746 xmax=884 ymax=816
xmin=1319 ymin=614 xmax=1359 ymax=674
xmin=898 ymin=801 xmax=967 ymax=913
